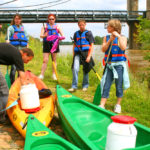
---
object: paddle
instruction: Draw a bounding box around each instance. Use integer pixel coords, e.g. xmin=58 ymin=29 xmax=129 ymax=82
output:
xmin=70 ymin=37 xmax=101 ymax=81
xmin=5 ymin=66 xmax=11 ymax=89
xmin=93 ymin=41 xmax=113 ymax=105
xmin=43 ymin=22 xmax=59 ymax=82
xmin=0 ymin=97 xmax=19 ymax=112
xmin=71 ymin=36 xmax=103 ymax=104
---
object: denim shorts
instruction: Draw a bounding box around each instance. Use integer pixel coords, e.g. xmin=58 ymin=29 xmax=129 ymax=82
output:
xmin=102 ymin=65 xmax=123 ymax=98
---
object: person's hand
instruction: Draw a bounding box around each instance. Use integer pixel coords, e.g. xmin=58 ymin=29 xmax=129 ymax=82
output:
xmin=20 ymin=77 xmax=34 ymax=85
xmin=19 ymin=71 xmax=34 ymax=85
xmin=43 ymin=32 xmax=48 ymax=38
xmin=6 ymin=40 xmax=10 ymax=43
xmin=86 ymin=56 xmax=91 ymax=63
xmin=58 ymin=36 xmax=65 ymax=40
xmin=109 ymin=35 xmax=115 ymax=42
xmin=27 ymin=43 xmax=29 ymax=48
xmin=112 ymin=31 xmax=121 ymax=38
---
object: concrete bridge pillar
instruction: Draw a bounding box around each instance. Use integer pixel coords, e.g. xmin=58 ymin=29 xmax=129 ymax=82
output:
xmin=127 ymin=0 xmax=139 ymax=49
xmin=147 ymin=0 xmax=150 ymax=19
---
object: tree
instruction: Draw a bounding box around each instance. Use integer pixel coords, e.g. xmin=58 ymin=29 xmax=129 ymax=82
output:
xmin=0 ymin=23 xmax=10 ymax=34
xmin=135 ymin=17 xmax=150 ymax=88
xmin=135 ymin=17 xmax=150 ymax=50
xmin=94 ymin=36 xmax=103 ymax=45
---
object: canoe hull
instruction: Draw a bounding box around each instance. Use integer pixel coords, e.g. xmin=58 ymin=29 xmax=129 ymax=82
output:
xmin=56 ymin=85 xmax=150 ymax=150
xmin=24 ymin=114 xmax=80 ymax=150
xmin=6 ymin=71 xmax=55 ymax=138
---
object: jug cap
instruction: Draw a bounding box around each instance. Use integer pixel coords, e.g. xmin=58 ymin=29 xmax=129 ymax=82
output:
xmin=111 ymin=115 xmax=136 ymax=124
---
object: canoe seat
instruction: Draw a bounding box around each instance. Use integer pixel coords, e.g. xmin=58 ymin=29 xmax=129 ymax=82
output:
xmin=69 ymin=111 xmax=111 ymax=149
xmin=88 ymin=131 xmax=104 ymax=141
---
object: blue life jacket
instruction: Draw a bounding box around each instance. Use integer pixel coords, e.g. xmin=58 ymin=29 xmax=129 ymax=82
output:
xmin=10 ymin=25 xmax=28 ymax=47
xmin=104 ymin=35 xmax=127 ymax=62
xmin=44 ymin=23 xmax=59 ymax=42
xmin=74 ymin=30 xmax=90 ymax=52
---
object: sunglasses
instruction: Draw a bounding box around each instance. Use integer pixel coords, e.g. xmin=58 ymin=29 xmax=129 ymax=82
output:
xmin=49 ymin=18 xmax=55 ymax=20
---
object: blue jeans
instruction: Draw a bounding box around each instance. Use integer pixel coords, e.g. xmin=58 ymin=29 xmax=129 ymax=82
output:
xmin=102 ymin=65 xmax=123 ymax=98
xmin=72 ymin=55 xmax=89 ymax=89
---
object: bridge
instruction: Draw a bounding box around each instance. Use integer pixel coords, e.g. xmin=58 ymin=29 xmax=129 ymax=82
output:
xmin=0 ymin=0 xmax=149 ymax=49
xmin=0 ymin=9 xmax=146 ymax=23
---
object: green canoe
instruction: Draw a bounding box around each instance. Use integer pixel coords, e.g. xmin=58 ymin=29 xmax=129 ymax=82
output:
xmin=24 ymin=114 xmax=80 ymax=150
xmin=56 ymin=85 xmax=150 ymax=150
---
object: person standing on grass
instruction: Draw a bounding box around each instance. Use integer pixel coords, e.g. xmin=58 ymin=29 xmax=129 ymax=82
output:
xmin=68 ymin=19 xmax=95 ymax=92
xmin=0 ymin=43 xmax=34 ymax=123
xmin=99 ymin=19 xmax=130 ymax=113
xmin=38 ymin=14 xmax=64 ymax=80
xmin=6 ymin=14 xmax=29 ymax=85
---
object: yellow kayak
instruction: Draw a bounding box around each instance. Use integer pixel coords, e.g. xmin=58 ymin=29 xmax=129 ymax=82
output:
xmin=6 ymin=71 xmax=55 ymax=138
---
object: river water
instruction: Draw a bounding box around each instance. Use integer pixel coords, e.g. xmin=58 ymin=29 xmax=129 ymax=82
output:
xmin=59 ymin=45 xmax=150 ymax=74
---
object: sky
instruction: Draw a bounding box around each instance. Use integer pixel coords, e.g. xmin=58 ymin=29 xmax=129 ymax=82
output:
xmin=0 ymin=0 xmax=147 ymax=41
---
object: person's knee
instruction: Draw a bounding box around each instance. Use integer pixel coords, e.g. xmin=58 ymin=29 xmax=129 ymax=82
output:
xmin=43 ymin=58 xmax=49 ymax=64
xmin=73 ymin=66 xmax=79 ymax=72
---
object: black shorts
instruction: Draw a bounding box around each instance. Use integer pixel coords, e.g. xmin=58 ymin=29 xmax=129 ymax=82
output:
xmin=43 ymin=41 xmax=60 ymax=53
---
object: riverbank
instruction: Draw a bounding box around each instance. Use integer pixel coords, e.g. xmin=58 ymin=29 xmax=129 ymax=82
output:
xmin=0 ymin=36 xmax=150 ymax=149
xmin=26 ymin=39 xmax=150 ymax=127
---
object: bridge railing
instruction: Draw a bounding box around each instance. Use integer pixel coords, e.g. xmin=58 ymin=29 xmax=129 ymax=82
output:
xmin=0 ymin=10 xmax=146 ymax=23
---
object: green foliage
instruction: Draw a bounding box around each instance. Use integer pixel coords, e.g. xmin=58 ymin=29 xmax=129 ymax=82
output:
xmin=59 ymin=41 xmax=72 ymax=45
xmin=144 ymin=52 xmax=150 ymax=62
xmin=135 ymin=17 xmax=150 ymax=89
xmin=135 ymin=17 xmax=150 ymax=50
xmin=0 ymin=23 xmax=10 ymax=34
xmin=94 ymin=36 xmax=103 ymax=45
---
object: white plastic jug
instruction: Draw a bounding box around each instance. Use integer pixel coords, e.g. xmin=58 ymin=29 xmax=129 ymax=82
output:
xmin=105 ymin=115 xmax=137 ymax=150
xmin=20 ymin=84 xmax=40 ymax=110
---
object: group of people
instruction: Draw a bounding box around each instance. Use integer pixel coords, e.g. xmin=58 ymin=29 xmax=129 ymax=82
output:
xmin=0 ymin=13 xmax=130 ymax=123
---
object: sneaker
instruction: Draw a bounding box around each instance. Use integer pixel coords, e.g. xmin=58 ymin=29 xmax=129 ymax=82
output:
xmin=114 ymin=104 xmax=121 ymax=113
xmin=68 ymin=88 xmax=76 ymax=92
xmin=98 ymin=105 xmax=105 ymax=109
xmin=38 ymin=74 xmax=44 ymax=80
xmin=52 ymin=74 xmax=57 ymax=81
xmin=82 ymin=88 xmax=87 ymax=92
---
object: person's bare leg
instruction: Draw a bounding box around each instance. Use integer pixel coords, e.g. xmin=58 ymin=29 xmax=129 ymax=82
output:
xmin=41 ymin=53 xmax=49 ymax=76
xmin=116 ymin=97 xmax=122 ymax=105
xmin=51 ymin=53 xmax=57 ymax=75
xmin=100 ymin=98 xmax=107 ymax=108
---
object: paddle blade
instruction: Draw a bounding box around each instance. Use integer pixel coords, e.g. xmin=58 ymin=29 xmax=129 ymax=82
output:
xmin=93 ymin=84 xmax=101 ymax=105
xmin=5 ymin=71 xmax=11 ymax=89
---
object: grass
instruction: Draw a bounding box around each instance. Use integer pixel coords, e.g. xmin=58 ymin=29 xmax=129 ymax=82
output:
xmin=0 ymin=33 xmax=150 ymax=128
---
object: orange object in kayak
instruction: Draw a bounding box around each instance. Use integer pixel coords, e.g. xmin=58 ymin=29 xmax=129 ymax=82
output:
xmin=6 ymin=71 xmax=55 ymax=138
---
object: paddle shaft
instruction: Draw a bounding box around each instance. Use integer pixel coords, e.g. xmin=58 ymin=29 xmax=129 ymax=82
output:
xmin=70 ymin=37 xmax=101 ymax=81
xmin=102 ymin=42 xmax=113 ymax=75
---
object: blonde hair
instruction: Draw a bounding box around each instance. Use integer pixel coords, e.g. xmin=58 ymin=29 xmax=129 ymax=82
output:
xmin=108 ymin=19 xmax=122 ymax=34
xmin=78 ymin=19 xmax=86 ymax=24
